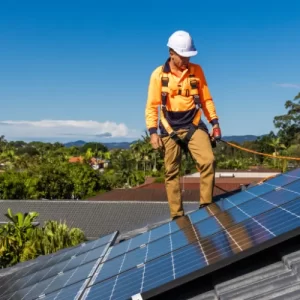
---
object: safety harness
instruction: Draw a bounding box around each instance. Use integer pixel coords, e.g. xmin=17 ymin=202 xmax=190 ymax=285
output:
xmin=159 ymin=64 xmax=203 ymax=150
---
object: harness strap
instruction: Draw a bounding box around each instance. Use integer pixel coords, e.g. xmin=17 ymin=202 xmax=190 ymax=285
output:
xmin=160 ymin=65 xmax=201 ymax=148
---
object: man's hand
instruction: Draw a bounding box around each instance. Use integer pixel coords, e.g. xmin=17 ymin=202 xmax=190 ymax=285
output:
xmin=150 ymin=133 xmax=163 ymax=150
xmin=210 ymin=124 xmax=222 ymax=142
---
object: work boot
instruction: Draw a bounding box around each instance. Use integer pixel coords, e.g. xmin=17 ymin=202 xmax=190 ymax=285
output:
xmin=199 ymin=203 xmax=209 ymax=209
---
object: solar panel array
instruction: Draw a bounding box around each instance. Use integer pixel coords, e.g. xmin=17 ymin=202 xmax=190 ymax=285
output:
xmin=0 ymin=231 xmax=118 ymax=300
xmin=1 ymin=168 xmax=300 ymax=300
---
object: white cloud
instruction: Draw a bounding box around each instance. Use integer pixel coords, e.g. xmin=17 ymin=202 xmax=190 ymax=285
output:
xmin=0 ymin=119 xmax=140 ymax=140
xmin=275 ymin=83 xmax=300 ymax=89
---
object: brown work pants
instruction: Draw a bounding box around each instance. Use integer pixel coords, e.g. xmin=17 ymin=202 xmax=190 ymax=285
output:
xmin=161 ymin=128 xmax=215 ymax=218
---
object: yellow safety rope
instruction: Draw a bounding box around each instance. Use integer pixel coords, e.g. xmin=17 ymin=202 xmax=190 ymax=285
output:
xmin=220 ymin=140 xmax=300 ymax=161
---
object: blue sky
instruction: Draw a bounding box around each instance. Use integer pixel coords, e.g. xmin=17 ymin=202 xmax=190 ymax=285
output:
xmin=0 ymin=0 xmax=299 ymax=143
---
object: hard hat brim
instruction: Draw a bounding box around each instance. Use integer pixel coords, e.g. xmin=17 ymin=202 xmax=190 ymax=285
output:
xmin=178 ymin=50 xmax=198 ymax=57
xmin=168 ymin=46 xmax=198 ymax=57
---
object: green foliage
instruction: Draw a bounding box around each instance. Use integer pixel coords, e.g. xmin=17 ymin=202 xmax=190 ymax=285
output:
xmin=0 ymin=209 xmax=86 ymax=269
xmin=15 ymin=146 xmax=39 ymax=157
xmin=0 ymin=160 xmax=112 ymax=200
xmin=154 ymin=177 xmax=165 ymax=183
xmin=67 ymin=163 xmax=112 ymax=198
xmin=81 ymin=142 xmax=108 ymax=153
xmin=273 ymin=92 xmax=300 ymax=146
xmin=0 ymin=171 xmax=31 ymax=199
xmin=32 ymin=163 xmax=75 ymax=199
xmin=0 ymin=90 xmax=299 ymax=201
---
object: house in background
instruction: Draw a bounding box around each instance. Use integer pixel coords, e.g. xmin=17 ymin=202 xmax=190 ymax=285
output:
xmin=68 ymin=156 xmax=110 ymax=171
xmin=68 ymin=156 xmax=84 ymax=163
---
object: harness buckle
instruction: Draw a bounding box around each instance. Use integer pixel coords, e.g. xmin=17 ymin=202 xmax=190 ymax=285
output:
xmin=169 ymin=131 xmax=178 ymax=139
xmin=190 ymin=79 xmax=198 ymax=90
xmin=170 ymin=131 xmax=189 ymax=152
xmin=170 ymin=131 xmax=182 ymax=144
xmin=161 ymin=76 xmax=169 ymax=87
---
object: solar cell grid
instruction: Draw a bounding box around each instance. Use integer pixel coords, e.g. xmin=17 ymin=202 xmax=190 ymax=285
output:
xmin=85 ymin=185 xmax=300 ymax=291
xmin=103 ymin=171 xmax=300 ymax=263
xmin=36 ymin=280 xmax=87 ymax=300
xmin=0 ymin=260 xmax=98 ymax=300
xmin=283 ymin=168 xmax=300 ymax=177
xmin=204 ymin=171 xmax=300 ymax=209
xmin=0 ymin=243 xmax=109 ymax=297
xmin=82 ymin=195 xmax=300 ymax=300
xmin=102 ymin=178 xmax=300 ymax=267
xmin=81 ymin=169 xmax=300 ymax=299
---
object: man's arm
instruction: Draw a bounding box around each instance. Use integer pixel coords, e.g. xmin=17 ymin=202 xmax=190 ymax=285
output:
xmin=145 ymin=68 xmax=161 ymax=135
xmin=197 ymin=65 xmax=219 ymax=126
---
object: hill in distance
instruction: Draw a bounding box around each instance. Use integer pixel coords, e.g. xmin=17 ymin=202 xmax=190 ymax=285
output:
xmin=64 ymin=135 xmax=259 ymax=150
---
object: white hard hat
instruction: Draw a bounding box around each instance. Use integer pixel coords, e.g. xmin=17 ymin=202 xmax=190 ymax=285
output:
xmin=167 ymin=30 xmax=197 ymax=57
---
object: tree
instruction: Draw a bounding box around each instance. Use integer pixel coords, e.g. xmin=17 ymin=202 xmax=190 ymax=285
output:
xmin=67 ymin=163 xmax=111 ymax=199
xmin=273 ymin=92 xmax=300 ymax=146
xmin=0 ymin=135 xmax=7 ymax=152
xmin=81 ymin=142 xmax=108 ymax=153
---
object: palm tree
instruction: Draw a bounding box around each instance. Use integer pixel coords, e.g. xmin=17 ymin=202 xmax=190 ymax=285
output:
xmin=268 ymin=137 xmax=286 ymax=168
xmin=84 ymin=148 xmax=94 ymax=163
xmin=130 ymin=140 xmax=143 ymax=170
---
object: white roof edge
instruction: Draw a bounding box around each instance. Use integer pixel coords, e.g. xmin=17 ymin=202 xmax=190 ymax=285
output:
xmin=185 ymin=171 xmax=280 ymax=178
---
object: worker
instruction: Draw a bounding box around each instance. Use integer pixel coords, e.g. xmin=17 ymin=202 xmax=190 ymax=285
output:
xmin=145 ymin=30 xmax=222 ymax=220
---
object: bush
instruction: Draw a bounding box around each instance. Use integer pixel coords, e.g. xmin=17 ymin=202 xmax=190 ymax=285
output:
xmin=0 ymin=209 xmax=86 ymax=269
xmin=154 ymin=176 xmax=165 ymax=183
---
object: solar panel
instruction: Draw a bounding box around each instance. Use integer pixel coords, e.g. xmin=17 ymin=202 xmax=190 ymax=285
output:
xmin=104 ymin=169 xmax=300 ymax=262
xmin=0 ymin=231 xmax=118 ymax=287
xmin=80 ymin=179 xmax=300 ymax=287
xmin=79 ymin=170 xmax=300 ymax=300
xmin=0 ymin=244 xmax=110 ymax=296
xmin=0 ymin=231 xmax=118 ymax=300
xmin=82 ymin=195 xmax=300 ymax=300
xmin=34 ymin=280 xmax=87 ymax=300
xmin=0 ymin=260 xmax=99 ymax=300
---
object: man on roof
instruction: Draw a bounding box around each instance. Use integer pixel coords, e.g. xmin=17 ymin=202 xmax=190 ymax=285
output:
xmin=145 ymin=30 xmax=222 ymax=220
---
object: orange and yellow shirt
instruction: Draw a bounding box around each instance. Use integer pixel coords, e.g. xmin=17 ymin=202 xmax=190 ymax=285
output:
xmin=145 ymin=59 xmax=219 ymax=135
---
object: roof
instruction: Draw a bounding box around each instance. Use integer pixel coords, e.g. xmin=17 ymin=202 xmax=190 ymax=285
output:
xmin=0 ymin=176 xmax=256 ymax=239
xmin=187 ymin=170 xmax=280 ymax=178
xmin=88 ymin=176 xmax=257 ymax=202
xmin=87 ymin=184 xmax=242 ymax=202
xmin=88 ymin=171 xmax=279 ymax=202
xmin=0 ymin=200 xmax=198 ymax=239
xmin=68 ymin=156 xmax=84 ymax=163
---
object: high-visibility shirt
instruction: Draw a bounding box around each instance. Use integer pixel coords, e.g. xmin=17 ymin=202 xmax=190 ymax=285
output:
xmin=145 ymin=59 xmax=219 ymax=135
